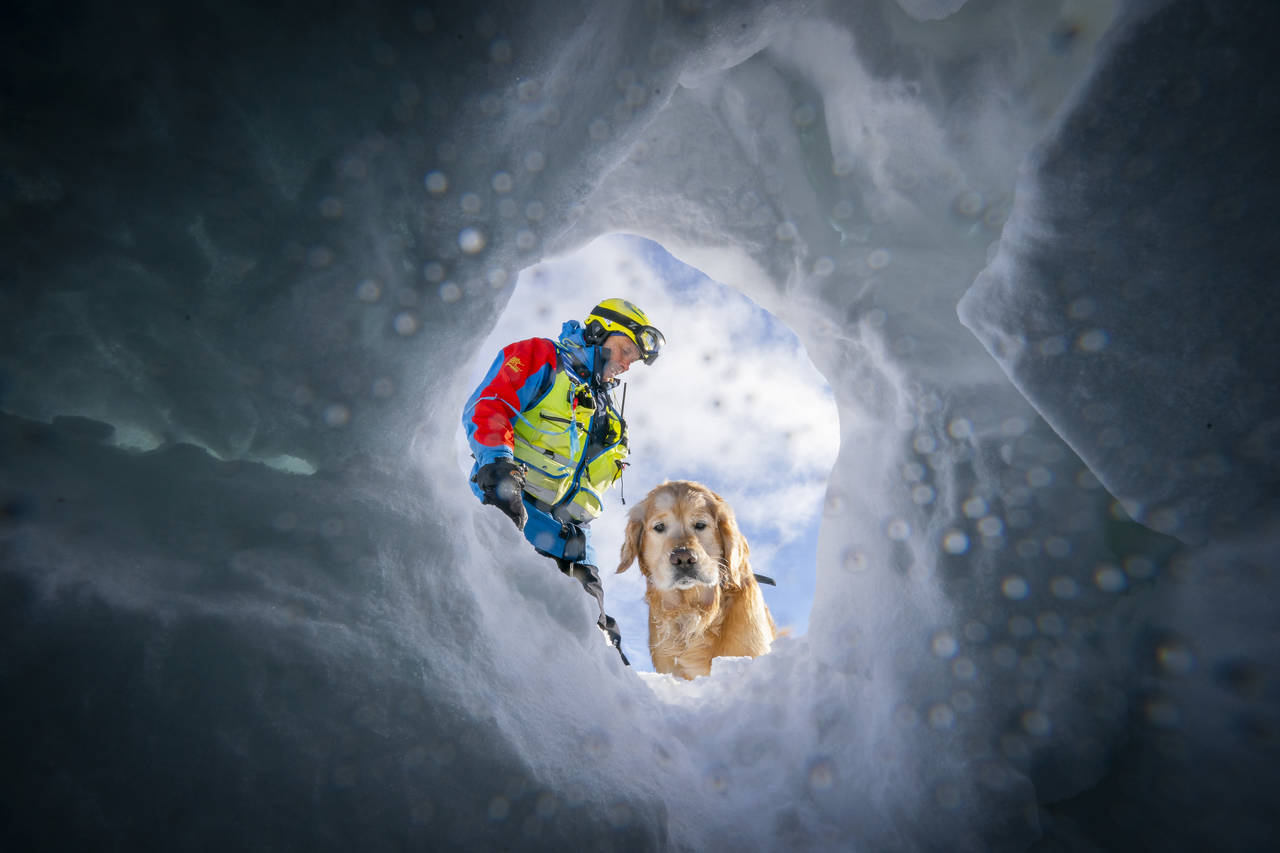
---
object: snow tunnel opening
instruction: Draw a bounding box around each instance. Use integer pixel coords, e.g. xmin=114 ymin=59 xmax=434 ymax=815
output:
xmin=458 ymin=233 xmax=839 ymax=673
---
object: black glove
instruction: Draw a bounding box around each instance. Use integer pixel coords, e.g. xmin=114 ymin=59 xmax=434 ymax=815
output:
xmin=475 ymin=459 xmax=528 ymax=531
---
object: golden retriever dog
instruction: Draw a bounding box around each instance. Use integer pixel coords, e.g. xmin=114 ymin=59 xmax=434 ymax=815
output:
xmin=616 ymin=480 xmax=776 ymax=679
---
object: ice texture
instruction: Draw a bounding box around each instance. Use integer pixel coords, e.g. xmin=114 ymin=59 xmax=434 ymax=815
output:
xmin=958 ymin=0 xmax=1280 ymax=547
xmin=2 ymin=1 xmax=1276 ymax=851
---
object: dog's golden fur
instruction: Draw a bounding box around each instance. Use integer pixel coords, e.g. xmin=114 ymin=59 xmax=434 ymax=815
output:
xmin=617 ymin=480 xmax=776 ymax=679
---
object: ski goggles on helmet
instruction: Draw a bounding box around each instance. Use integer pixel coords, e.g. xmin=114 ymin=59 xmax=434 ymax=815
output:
xmin=590 ymin=306 xmax=665 ymax=365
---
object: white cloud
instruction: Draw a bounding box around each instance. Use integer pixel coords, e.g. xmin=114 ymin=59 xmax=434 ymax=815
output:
xmin=723 ymin=479 xmax=829 ymax=541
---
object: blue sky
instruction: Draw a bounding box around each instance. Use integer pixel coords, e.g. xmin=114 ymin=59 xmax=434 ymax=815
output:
xmin=459 ymin=234 xmax=839 ymax=668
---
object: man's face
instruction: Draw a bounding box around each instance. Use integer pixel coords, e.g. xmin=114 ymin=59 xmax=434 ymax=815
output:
xmin=601 ymin=333 xmax=641 ymax=381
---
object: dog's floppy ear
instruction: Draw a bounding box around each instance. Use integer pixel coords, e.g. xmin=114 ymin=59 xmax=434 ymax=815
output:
xmin=714 ymin=494 xmax=752 ymax=588
xmin=616 ymin=503 xmax=645 ymax=574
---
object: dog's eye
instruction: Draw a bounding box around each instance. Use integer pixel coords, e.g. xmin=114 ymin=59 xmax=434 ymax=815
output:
xmin=652 ymin=522 xmax=665 ymax=532
xmin=693 ymin=521 xmax=708 ymax=531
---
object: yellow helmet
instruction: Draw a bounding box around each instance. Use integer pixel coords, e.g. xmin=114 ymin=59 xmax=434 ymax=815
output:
xmin=585 ymin=298 xmax=665 ymax=364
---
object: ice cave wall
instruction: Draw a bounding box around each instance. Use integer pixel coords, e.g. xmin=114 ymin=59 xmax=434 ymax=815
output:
xmin=3 ymin=0 xmax=1278 ymax=851
xmin=959 ymin=0 xmax=1280 ymax=548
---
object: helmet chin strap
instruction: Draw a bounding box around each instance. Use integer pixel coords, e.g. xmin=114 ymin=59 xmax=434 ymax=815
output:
xmin=569 ymin=324 xmax=621 ymax=387
xmin=585 ymin=341 xmax=614 ymax=387
xmin=597 ymin=350 xmax=623 ymax=387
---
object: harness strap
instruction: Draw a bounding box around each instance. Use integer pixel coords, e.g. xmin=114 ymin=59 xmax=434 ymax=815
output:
xmin=474 ymin=392 xmax=581 ymax=458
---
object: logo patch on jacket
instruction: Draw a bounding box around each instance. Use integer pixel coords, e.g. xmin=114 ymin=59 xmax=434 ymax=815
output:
xmin=504 ymin=356 xmax=524 ymax=373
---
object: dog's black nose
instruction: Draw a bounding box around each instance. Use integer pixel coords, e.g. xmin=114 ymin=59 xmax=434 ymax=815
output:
xmin=670 ymin=547 xmax=697 ymax=568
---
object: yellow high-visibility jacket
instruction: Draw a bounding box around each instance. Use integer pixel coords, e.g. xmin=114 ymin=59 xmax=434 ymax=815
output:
xmin=512 ymin=360 xmax=628 ymax=522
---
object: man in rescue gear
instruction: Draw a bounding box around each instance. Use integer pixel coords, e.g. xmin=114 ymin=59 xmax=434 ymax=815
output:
xmin=463 ymin=298 xmax=665 ymax=666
